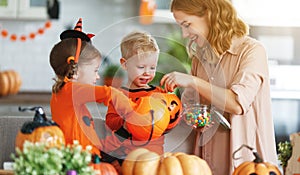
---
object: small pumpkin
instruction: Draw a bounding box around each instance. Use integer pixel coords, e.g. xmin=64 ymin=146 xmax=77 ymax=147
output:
xmin=15 ymin=106 xmax=65 ymax=150
xmin=0 ymin=70 xmax=22 ymax=96
xmin=163 ymin=93 xmax=182 ymax=134
xmin=122 ymin=148 xmax=212 ymax=175
xmin=0 ymin=71 xmax=10 ymax=96
xmin=232 ymin=144 xmax=282 ymax=175
xmin=125 ymin=93 xmax=170 ymax=141
xmin=91 ymin=155 xmax=118 ymax=175
xmin=8 ymin=70 xmax=22 ymax=95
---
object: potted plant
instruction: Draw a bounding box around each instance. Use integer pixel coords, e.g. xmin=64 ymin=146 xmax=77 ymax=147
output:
xmin=102 ymin=64 xmax=125 ymax=87
xmin=278 ymin=141 xmax=292 ymax=174
xmin=11 ymin=140 xmax=97 ymax=175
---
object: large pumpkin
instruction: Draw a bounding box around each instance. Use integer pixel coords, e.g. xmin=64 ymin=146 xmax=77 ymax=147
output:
xmin=233 ymin=144 xmax=282 ymax=175
xmin=126 ymin=93 xmax=170 ymax=141
xmin=15 ymin=106 xmax=65 ymax=150
xmin=0 ymin=70 xmax=22 ymax=96
xmin=163 ymin=93 xmax=182 ymax=134
xmin=122 ymin=148 xmax=212 ymax=175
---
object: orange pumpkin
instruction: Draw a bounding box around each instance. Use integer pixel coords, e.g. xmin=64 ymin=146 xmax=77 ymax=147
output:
xmin=91 ymin=155 xmax=118 ymax=175
xmin=15 ymin=106 xmax=65 ymax=150
xmin=8 ymin=70 xmax=22 ymax=95
xmin=0 ymin=71 xmax=10 ymax=96
xmin=122 ymin=148 xmax=212 ymax=175
xmin=125 ymin=93 xmax=170 ymax=141
xmin=232 ymin=144 xmax=282 ymax=175
xmin=163 ymin=93 xmax=182 ymax=134
xmin=0 ymin=70 xmax=22 ymax=96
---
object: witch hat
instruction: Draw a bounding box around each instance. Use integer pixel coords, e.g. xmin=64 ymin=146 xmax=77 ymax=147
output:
xmin=60 ymin=18 xmax=94 ymax=42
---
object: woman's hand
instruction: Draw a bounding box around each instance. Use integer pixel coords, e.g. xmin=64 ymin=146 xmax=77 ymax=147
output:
xmin=160 ymin=71 xmax=194 ymax=92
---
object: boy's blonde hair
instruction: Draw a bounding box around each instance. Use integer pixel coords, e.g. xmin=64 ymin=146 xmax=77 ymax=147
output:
xmin=120 ymin=31 xmax=159 ymax=60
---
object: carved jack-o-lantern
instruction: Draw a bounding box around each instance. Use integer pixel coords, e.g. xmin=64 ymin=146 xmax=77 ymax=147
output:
xmin=163 ymin=93 xmax=182 ymax=134
xmin=126 ymin=93 xmax=170 ymax=142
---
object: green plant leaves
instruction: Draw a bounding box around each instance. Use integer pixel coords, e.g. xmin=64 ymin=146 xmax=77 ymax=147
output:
xmin=11 ymin=141 xmax=96 ymax=175
xmin=277 ymin=141 xmax=292 ymax=167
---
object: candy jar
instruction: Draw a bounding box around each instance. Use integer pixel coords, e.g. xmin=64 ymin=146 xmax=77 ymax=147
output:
xmin=183 ymin=103 xmax=212 ymax=155
xmin=183 ymin=103 xmax=212 ymax=129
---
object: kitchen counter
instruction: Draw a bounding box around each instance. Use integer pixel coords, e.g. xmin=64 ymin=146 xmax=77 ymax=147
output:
xmin=0 ymin=170 xmax=13 ymax=175
xmin=0 ymin=92 xmax=107 ymax=118
xmin=0 ymin=92 xmax=51 ymax=105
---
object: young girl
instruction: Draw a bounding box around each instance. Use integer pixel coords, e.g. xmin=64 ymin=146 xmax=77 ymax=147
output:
xmin=49 ymin=18 xmax=134 ymax=158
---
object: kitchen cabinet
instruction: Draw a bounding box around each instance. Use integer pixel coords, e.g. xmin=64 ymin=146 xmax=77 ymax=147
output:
xmin=0 ymin=0 xmax=47 ymax=20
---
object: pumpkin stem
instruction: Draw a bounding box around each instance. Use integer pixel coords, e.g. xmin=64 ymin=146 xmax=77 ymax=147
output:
xmin=232 ymin=144 xmax=264 ymax=163
xmin=92 ymin=154 xmax=101 ymax=164
xmin=19 ymin=106 xmax=47 ymax=123
xmin=253 ymin=151 xmax=263 ymax=163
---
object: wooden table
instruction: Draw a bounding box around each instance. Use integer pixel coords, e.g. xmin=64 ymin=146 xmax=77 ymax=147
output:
xmin=0 ymin=170 xmax=13 ymax=175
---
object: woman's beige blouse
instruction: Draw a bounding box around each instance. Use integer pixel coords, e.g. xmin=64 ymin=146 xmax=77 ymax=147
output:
xmin=189 ymin=36 xmax=278 ymax=175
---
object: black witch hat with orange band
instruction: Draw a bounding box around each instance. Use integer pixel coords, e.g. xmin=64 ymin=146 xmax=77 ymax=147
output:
xmin=60 ymin=18 xmax=94 ymax=42
xmin=60 ymin=18 xmax=95 ymax=63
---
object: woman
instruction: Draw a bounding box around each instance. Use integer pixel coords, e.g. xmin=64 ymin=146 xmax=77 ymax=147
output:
xmin=160 ymin=0 xmax=278 ymax=174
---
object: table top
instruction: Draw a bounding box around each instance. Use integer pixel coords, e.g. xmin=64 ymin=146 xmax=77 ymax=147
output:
xmin=0 ymin=92 xmax=51 ymax=104
xmin=0 ymin=170 xmax=13 ymax=175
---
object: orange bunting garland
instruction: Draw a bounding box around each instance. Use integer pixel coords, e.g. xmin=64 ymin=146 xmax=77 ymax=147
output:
xmin=1 ymin=29 xmax=8 ymax=37
xmin=0 ymin=21 xmax=51 ymax=42
xmin=20 ymin=35 xmax=26 ymax=42
xmin=10 ymin=34 xmax=17 ymax=41
xmin=29 ymin=33 xmax=36 ymax=39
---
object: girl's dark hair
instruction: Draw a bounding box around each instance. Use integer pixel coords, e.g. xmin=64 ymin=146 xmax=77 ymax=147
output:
xmin=49 ymin=38 xmax=101 ymax=93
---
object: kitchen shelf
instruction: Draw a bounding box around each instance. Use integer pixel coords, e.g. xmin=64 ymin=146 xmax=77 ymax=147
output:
xmin=0 ymin=92 xmax=51 ymax=104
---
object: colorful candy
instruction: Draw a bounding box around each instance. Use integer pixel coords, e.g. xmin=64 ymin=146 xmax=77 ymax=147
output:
xmin=184 ymin=105 xmax=212 ymax=128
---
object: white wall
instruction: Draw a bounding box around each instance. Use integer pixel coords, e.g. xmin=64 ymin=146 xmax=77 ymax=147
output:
xmin=0 ymin=0 xmax=177 ymax=92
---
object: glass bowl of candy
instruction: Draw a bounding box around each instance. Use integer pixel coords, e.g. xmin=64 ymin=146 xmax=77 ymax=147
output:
xmin=183 ymin=103 xmax=212 ymax=128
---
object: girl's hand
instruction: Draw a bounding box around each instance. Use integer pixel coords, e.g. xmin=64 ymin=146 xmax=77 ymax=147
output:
xmin=160 ymin=71 xmax=194 ymax=92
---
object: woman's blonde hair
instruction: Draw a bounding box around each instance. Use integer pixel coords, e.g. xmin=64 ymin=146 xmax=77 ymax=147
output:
xmin=120 ymin=31 xmax=159 ymax=60
xmin=49 ymin=38 xmax=101 ymax=93
xmin=171 ymin=0 xmax=248 ymax=55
